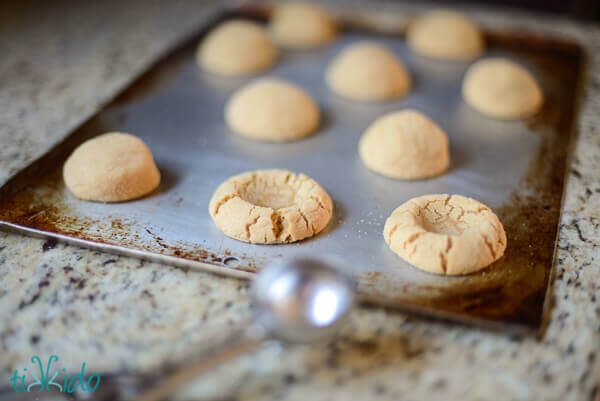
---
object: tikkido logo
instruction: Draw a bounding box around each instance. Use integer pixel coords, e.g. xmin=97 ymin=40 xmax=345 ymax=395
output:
xmin=10 ymin=355 xmax=101 ymax=393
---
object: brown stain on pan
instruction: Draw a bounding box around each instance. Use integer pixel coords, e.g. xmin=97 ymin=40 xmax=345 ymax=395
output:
xmin=358 ymin=32 xmax=584 ymax=329
xmin=0 ymin=9 xmax=584 ymax=328
xmin=0 ymin=116 xmax=257 ymax=273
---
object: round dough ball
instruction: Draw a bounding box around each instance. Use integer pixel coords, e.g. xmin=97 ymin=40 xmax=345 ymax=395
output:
xmin=225 ymin=78 xmax=320 ymax=142
xmin=63 ymin=132 xmax=160 ymax=202
xmin=462 ymin=58 xmax=543 ymax=119
xmin=209 ymin=169 xmax=333 ymax=244
xmin=269 ymin=2 xmax=338 ymax=49
xmin=197 ymin=19 xmax=277 ymax=77
xmin=384 ymin=194 xmax=506 ymax=275
xmin=407 ymin=10 xmax=484 ymax=60
xmin=359 ymin=109 xmax=450 ymax=180
xmin=326 ymin=41 xmax=411 ymax=101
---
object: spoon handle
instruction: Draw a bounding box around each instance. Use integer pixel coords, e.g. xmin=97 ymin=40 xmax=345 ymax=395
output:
xmin=134 ymin=322 xmax=268 ymax=401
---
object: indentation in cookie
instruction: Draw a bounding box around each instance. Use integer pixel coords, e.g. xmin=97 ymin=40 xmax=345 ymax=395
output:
xmin=209 ymin=169 xmax=333 ymax=244
xmin=384 ymin=194 xmax=507 ymax=275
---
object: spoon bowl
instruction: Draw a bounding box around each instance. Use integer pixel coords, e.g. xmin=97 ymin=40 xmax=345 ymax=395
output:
xmin=252 ymin=257 xmax=355 ymax=343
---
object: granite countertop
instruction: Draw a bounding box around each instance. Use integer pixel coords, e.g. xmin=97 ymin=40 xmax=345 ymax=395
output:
xmin=1 ymin=1 xmax=599 ymax=400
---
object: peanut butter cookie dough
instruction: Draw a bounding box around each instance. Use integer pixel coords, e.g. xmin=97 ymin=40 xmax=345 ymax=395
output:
xmin=63 ymin=132 xmax=160 ymax=202
xmin=407 ymin=10 xmax=484 ymax=60
xmin=326 ymin=41 xmax=411 ymax=101
xmin=384 ymin=194 xmax=506 ymax=275
xmin=225 ymin=78 xmax=320 ymax=142
xmin=209 ymin=169 xmax=333 ymax=244
xmin=462 ymin=58 xmax=543 ymax=119
xmin=269 ymin=2 xmax=338 ymax=49
xmin=197 ymin=19 xmax=277 ymax=77
xmin=359 ymin=109 xmax=450 ymax=180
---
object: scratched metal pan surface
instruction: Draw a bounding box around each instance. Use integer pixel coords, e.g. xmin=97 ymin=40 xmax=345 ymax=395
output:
xmin=0 ymin=7 xmax=584 ymax=331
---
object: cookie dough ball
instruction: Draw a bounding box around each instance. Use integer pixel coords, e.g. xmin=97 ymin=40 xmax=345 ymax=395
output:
xmin=462 ymin=58 xmax=543 ymax=119
xmin=384 ymin=194 xmax=507 ymax=275
xmin=326 ymin=41 xmax=411 ymax=101
xmin=209 ymin=169 xmax=333 ymax=244
xmin=197 ymin=19 xmax=277 ymax=77
xmin=407 ymin=10 xmax=484 ymax=60
xmin=359 ymin=109 xmax=450 ymax=180
xmin=225 ymin=78 xmax=320 ymax=142
xmin=63 ymin=133 xmax=160 ymax=202
xmin=269 ymin=2 xmax=338 ymax=49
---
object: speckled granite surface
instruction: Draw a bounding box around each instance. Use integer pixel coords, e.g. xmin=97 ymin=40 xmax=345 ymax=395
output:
xmin=0 ymin=1 xmax=599 ymax=400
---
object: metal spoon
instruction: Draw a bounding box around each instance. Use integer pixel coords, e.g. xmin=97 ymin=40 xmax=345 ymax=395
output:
xmin=134 ymin=256 xmax=355 ymax=401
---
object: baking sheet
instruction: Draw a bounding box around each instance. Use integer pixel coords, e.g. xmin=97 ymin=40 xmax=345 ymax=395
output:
xmin=0 ymin=6 xmax=584 ymax=331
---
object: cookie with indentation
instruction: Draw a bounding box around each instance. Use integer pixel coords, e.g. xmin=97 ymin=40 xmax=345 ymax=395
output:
xmin=383 ymin=194 xmax=506 ymax=275
xmin=269 ymin=2 xmax=338 ymax=49
xmin=225 ymin=78 xmax=320 ymax=142
xmin=462 ymin=58 xmax=543 ymax=119
xmin=359 ymin=109 xmax=450 ymax=180
xmin=209 ymin=169 xmax=333 ymax=244
xmin=326 ymin=41 xmax=411 ymax=101
xmin=197 ymin=19 xmax=277 ymax=77
xmin=407 ymin=10 xmax=484 ymax=60
xmin=63 ymin=132 xmax=160 ymax=202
